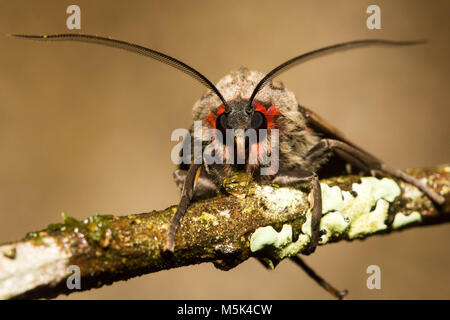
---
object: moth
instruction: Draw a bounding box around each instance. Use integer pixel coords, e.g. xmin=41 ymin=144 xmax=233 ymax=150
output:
xmin=12 ymin=34 xmax=444 ymax=299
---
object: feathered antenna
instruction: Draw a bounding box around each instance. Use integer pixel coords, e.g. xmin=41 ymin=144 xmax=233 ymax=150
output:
xmin=248 ymin=39 xmax=426 ymax=110
xmin=10 ymin=33 xmax=230 ymax=111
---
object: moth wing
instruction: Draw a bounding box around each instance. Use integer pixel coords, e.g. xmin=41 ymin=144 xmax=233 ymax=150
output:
xmin=298 ymin=105 xmax=382 ymax=176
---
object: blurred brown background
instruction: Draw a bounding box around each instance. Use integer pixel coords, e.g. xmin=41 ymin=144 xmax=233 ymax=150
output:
xmin=1 ymin=0 xmax=449 ymax=299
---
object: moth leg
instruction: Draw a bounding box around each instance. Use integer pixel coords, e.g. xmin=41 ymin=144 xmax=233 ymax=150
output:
xmin=256 ymin=255 xmax=347 ymax=299
xmin=272 ymin=170 xmax=346 ymax=297
xmin=378 ymin=164 xmax=444 ymax=204
xmin=173 ymin=169 xmax=218 ymax=200
xmin=272 ymin=169 xmax=322 ymax=255
xmin=164 ymin=164 xmax=202 ymax=252
xmin=307 ymin=139 xmax=445 ymax=205
xmin=290 ymin=255 xmax=348 ymax=299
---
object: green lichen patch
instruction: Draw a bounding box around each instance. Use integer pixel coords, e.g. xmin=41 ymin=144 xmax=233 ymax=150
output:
xmin=250 ymin=224 xmax=310 ymax=261
xmin=301 ymin=209 xmax=312 ymax=237
xmin=319 ymin=177 xmax=401 ymax=240
xmin=255 ymin=185 xmax=307 ymax=221
xmin=392 ymin=212 xmax=422 ymax=229
xmin=349 ymin=198 xmax=391 ymax=238
xmin=249 ymin=177 xmax=403 ymax=257
xmin=319 ymin=211 xmax=350 ymax=244
xmin=321 ymin=185 xmax=345 ymax=214
xmin=250 ymin=225 xmax=292 ymax=252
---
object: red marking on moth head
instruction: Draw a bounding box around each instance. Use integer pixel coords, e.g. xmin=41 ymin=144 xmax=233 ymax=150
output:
xmin=205 ymin=101 xmax=280 ymax=130
xmin=254 ymin=101 xmax=280 ymax=130
xmin=205 ymin=105 xmax=226 ymax=128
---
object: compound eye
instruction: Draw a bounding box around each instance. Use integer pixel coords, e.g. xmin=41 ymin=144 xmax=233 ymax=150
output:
xmin=216 ymin=113 xmax=228 ymax=131
xmin=251 ymin=111 xmax=266 ymax=129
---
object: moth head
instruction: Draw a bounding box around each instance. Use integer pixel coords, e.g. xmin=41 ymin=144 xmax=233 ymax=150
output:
xmin=216 ymin=100 xmax=264 ymax=130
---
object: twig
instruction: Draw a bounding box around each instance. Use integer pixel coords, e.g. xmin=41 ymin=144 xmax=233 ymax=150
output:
xmin=0 ymin=165 xmax=448 ymax=299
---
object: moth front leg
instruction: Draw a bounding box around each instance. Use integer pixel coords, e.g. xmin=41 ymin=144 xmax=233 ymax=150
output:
xmin=164 ymin=164 xmax=202 ymax=252
xmin=272 ymin=169 xmax=322 ymax=255
xmin=173 ymin=169 xmax=218 ymax=200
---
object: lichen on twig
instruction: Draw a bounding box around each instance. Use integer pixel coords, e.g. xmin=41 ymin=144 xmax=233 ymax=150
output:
xmin=0 ymin=165 xmax=448 ymax=299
